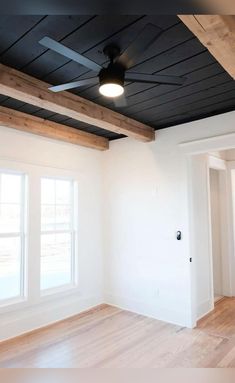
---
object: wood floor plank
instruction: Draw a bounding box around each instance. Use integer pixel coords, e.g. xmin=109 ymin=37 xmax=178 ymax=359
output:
xmin=1 ymin=298 xmax=235 ymax=367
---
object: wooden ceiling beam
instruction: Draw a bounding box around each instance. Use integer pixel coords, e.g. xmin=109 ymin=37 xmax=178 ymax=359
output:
xmin=0 ymin=106 xmax=109 ymax=151
xmin=0 ymin=64 xmax=155 ymax=142
xmin=178 ymin=15 xmax=235 ymax=79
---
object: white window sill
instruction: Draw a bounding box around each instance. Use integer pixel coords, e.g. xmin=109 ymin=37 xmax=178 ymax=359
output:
xmin=0 ymin=285 xmax=80 ymax=314
xmin=0 ymin=296 xmax=28 ymax=314
xmin=39 ymin=283 xmax=80 ymax=302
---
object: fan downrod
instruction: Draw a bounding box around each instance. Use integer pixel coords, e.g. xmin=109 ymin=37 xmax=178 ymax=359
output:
xmin=103 ymin=44 xmax=121 ymax=62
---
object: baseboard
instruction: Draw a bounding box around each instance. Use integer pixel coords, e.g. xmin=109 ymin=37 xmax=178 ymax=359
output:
xmin=0 ymin=292 xmax=195 ymax=343
xmin=0 ymin=294 xmax=103 ymax=343
xmin=196 ymin=299 xmax=214 ymax=322
xmin=104 ymin=292 xmax=193 ymax=328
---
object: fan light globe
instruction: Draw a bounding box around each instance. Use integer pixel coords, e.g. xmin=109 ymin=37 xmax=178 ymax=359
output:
xmin=99 ymin=83 xmax=124 ymax=98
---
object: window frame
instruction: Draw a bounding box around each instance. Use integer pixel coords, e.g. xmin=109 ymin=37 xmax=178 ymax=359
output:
xmin=0 ymin=169 xmax=28 ymax=307
xmin=40 ymin=175 xmax=78 ymax=296
xmin=0 ymin=159 xmax=80 ymax=313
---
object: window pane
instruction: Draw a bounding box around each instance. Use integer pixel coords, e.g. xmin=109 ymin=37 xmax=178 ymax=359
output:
xmin=0 ymin=173 xmax=21 ymax=203
xmin=41 ymin=205 xmax=71 ymax=232
xmin=41 ymin=178 xmax=55 ymax=204
xmin=0 ymin=172 xmax=25 ymax=305
xmin=56 ymin=205 xmax=71 ymax=231
xmin=56 ymin=180 xmax=71 ymax=204
xmin=40 ymin=177 xmax=74 ymax=292
xmin=41 ymin=233 xmax=72 ymax=290
xmin=41 ymin=205 xmax=56 ymax=231
xmin=0 ymin=236 xmax=21 ymax=300
xmin=0 ymin=203 xmax=21 ymax=233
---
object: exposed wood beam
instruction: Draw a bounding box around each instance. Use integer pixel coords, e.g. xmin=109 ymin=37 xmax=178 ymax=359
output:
xmin=0 ymin=106 xmax=109 ymax=151
xmin=0 ymin=64 xmax=155 ymax=142
xmin=178 ymin=15 xmax=235 ymax=79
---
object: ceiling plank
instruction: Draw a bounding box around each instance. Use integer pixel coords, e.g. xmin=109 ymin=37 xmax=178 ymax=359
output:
xmin=178 ymin=15 xmax=235 ymax=80
xmin=0 ymin=106 xmax=109 ymax=151
xmin=0 ymin=64 xmax=155 ymax=142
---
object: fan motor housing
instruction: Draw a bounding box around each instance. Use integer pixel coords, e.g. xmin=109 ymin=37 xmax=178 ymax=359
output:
xmin=99 ymin=63 xmax=125 ymax=87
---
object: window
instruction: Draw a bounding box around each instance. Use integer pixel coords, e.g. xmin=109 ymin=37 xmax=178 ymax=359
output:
xmin=40 ymin=178 xmax=76 ymax=292
xmin=0 ymin=172 xmax=26 ymax=302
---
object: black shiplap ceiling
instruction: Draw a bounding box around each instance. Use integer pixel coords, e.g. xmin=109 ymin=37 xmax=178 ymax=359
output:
xmin=0 ymin=15 xmax=234 ymax=140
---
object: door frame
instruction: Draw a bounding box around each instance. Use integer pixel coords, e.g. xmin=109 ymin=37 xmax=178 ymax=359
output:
xmin=207 ymin=158 xmax=230 ymax=308
xmin=180 ymin=132 xmax=235 ymax=326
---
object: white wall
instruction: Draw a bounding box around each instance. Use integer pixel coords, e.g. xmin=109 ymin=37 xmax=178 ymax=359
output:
xmin=0 ymin=126 xmax=104 ymax=341
xmin=103 ymin=110 xmax=235 ymax=327
xmin=1 ymin=110 xmax=235 ymax=339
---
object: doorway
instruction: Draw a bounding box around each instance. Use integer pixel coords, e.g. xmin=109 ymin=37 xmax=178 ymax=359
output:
xmin=181 ymin=136 xmax=235 ymax=327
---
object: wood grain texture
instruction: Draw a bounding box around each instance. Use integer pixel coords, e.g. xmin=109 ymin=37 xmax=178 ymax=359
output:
xmin=0 ymin=106 xmax=109 ymax=150
xmin=1 ymin=298 xmax=235 ymax=367
xmin=0 ymin=63 xmax=155 ymax=142
xmin=179 ymin=15 xmax=235 ymax=80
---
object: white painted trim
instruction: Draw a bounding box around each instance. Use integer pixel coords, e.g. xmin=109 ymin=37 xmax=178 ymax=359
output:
xmin=0 ymin=171 xmax=27 ymax=304
xmin=185 ymin=156 xmax=197 ymax=328
xmin=0 ymin=156 xmax=86 ymax=177
xmin=206 ymin=163 xmax=233 ymax=307
xmin=219 ymin=168 xmax=233 ymax=297
xmin=207 ymin=159 xmax=233 ymax=300
xmin=0 ymin=158 xmax=82 ymax=179
xmin=206 ymin=160 xmax=215 ymax=314
xmin=104 ymin=293 xmax=192 ymax=328
xmin=208 ymin=155 xmax=227 ymax=170
xmin=0 ymin=295 xmax=103 ymax=343
xmin=40 ymin=283 xmax=78 ymax=299
xmin=228 ymin=161 xmax=235 ymax=168
xmin=226 ymin=163 xmax=235 ymax=296
xmin=196 ymin=300 xmax=214 ymax=322
xmin=180 ymin=132 xmax=235 ymax=155
xmin=0 ymin=283 xmax=80 ymax=315
xmin=0 ymin=159 xmax=81 ymax=314
xmin=185 ymin=140 xmax=235 ymax=322
xmin=0 ymin=128 xmax=103 ymax=342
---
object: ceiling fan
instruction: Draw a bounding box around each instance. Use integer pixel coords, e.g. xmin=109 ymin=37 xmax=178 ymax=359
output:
xmin=39 ymin=23 xmax=187 ymax=107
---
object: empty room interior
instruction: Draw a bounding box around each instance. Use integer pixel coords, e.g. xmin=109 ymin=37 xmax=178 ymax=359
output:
xmin=1 ymin=14 xmax=235 ymax=368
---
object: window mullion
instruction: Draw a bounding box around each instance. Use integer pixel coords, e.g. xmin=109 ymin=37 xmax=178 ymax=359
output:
xmin=41 ymin=230 xmax=72 ymax=235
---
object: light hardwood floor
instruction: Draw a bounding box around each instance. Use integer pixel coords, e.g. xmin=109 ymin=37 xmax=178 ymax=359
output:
xmin=1 ymin=298 xmax=235 ymax=367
